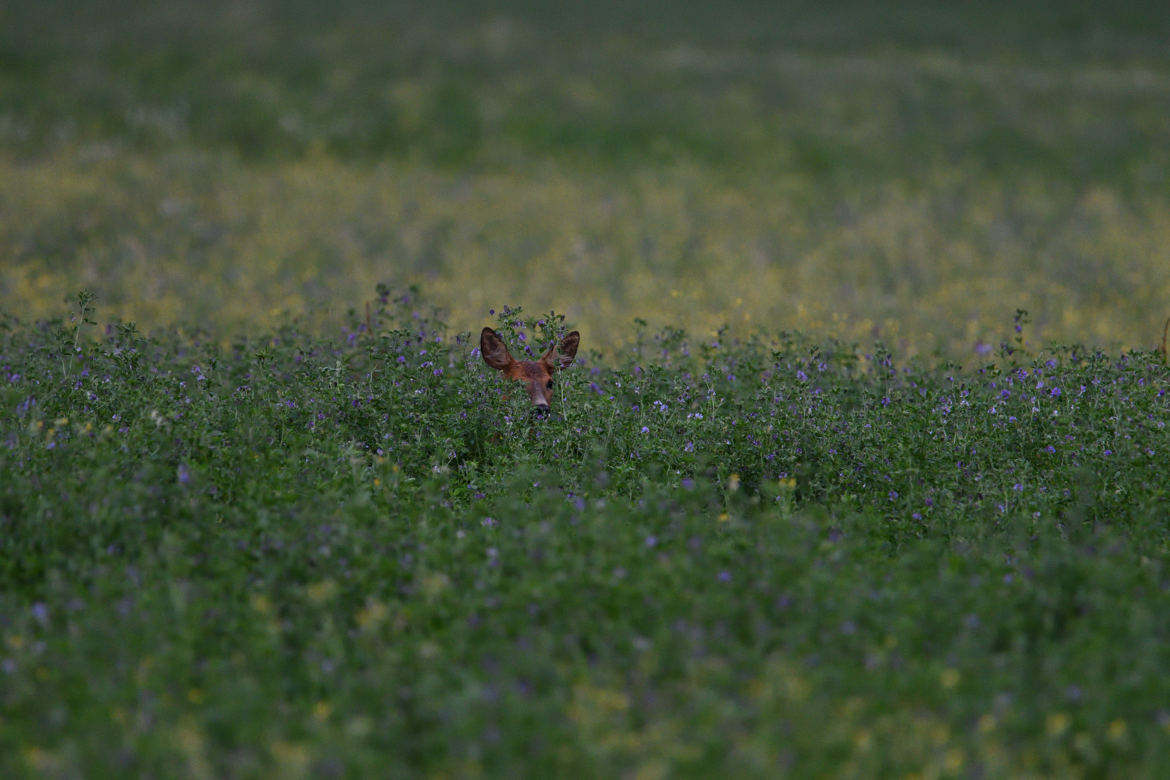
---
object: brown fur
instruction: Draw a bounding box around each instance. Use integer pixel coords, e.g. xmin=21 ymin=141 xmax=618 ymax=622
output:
xmin=480 ymin=327 xmax=580 ymax=415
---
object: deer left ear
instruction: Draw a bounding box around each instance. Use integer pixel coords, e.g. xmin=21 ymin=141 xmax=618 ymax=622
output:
xmin=542 ymin=330 xmax=580 ymax=371
xmin=480 ymin=327 xmax=515 ymax=371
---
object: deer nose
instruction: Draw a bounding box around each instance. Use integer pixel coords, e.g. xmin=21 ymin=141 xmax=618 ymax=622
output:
xmin=533 ymin=403 xmax=550 ymax=418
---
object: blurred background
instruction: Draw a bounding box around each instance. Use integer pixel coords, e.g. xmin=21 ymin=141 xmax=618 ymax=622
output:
xmin=3 ymin=0 xmax=1169 ymax=356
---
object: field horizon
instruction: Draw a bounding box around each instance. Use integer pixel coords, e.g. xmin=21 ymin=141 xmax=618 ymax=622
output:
xmin=3 ymin=0 xmax=1170 ymax=356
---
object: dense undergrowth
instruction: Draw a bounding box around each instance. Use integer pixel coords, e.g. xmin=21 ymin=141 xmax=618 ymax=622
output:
xmin=2 ymin=289 xmax=1168 ymax=776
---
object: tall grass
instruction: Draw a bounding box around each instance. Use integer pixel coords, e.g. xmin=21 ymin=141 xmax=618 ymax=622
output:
xmin=1 ymin=290 xmax=1168 ymax=775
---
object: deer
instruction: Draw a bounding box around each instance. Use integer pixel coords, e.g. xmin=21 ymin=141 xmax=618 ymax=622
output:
xmin=479 ymin=327 xmax=580 ymax=418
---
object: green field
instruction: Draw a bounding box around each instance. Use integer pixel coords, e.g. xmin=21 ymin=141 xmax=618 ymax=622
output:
xmin=3 ymin=294 xmax=1169 ymax=776
xmin=3 ymin=1 xmax=1170 ymax=776
xmin=3 ymin=0 xmax=1170 ymax=353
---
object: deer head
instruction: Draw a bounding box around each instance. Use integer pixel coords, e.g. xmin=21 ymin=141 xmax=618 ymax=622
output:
xmin=480 ymin=327 xmax=580 ymax=418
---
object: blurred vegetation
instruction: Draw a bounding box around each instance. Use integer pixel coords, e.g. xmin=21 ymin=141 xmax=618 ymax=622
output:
xmin=2 ymin=0 xmax=1170 ymax=353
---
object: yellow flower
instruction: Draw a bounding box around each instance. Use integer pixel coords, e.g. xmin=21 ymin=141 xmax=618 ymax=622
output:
xmin=23 ymin=746 xmax=58 ymax=773
xmin=269 ymin=740 xmax=309 ymax=773
xmin=1046 ymin=712 xmax=1070 ymax=737
xmin=313 ymin=700 xmax=332 ymax=722
xmin=421 ymin=571 xmax=451 ymax=600
xmin=306 ymin=579 xmax=337 ymax=604
xmin=356 ymin=600 xmax=389 ymax=630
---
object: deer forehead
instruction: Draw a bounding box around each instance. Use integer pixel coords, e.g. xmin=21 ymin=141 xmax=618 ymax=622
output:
xmin=511 ymin=361 xmax=552 ymax=382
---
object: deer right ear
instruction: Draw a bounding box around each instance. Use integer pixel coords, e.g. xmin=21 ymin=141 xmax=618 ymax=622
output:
xmin=545 ymin=330 xmax=579 ymax=371
xmin=480 ymin=327 xmax=514 ymax=371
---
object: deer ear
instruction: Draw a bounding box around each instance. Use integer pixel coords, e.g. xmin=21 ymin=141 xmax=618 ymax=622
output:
xmin=480 ymin=327 xmax=514 ymax=371
xmin=543 ymin=330 xmax=579 ymax=371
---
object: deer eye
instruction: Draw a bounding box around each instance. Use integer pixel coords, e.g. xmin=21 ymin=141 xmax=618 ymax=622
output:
xmin=546 ymin=379 xmax=554 ymax=390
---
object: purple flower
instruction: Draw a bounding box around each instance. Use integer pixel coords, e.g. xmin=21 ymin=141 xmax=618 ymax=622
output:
xmin=718 ymin=570 xmax=732 ymax=582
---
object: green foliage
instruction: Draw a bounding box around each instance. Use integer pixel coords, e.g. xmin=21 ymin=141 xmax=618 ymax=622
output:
xmin=3 ymin=1 xmax=1170 ymax=774
xmin=2 ymin=292 xmax=1168 ymax=776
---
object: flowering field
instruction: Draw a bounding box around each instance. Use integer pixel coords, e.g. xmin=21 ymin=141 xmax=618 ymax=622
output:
xmin=3 ymin=0 xmax=1170 ymax=354
xmin=2 ymin=291 xmax=1169 ymax=776
xmin=4 ymin=0 xmax=1170 ymax=776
